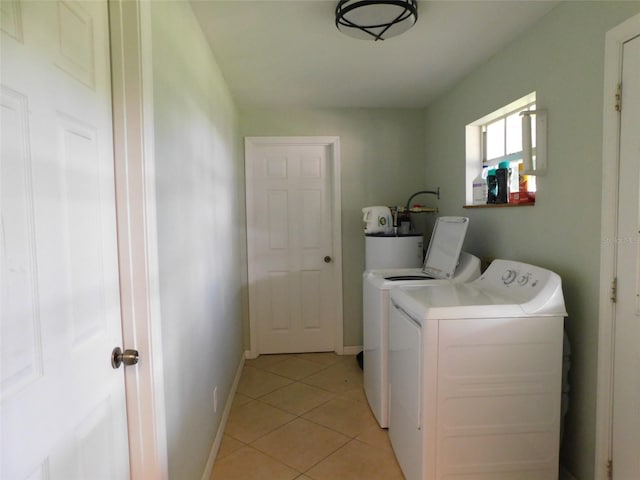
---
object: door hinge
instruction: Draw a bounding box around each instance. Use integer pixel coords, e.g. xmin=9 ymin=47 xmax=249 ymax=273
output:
xmin=607 ymin=458 xmax=613 ymax=480
xmin=615 ymin=84 xmax=622 ymax=112
xmin=611 ymin=277 xmax=617 ymax=303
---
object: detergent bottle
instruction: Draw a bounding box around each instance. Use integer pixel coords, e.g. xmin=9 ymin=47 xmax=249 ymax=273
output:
xmin=472 ymin=167 xmax=488 ymax=205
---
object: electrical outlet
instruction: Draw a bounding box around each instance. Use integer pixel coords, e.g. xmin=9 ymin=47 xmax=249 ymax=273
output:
xmin=213 ymin=386 xmax=218 ymax=413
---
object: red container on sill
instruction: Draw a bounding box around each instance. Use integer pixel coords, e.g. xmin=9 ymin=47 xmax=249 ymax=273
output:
xmin=509 ymin=192 xmax=536 ymax=204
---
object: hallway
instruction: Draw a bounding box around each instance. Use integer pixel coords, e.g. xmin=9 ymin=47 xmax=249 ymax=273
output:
xmin=211 ymin=353 xmax=404 ymax=479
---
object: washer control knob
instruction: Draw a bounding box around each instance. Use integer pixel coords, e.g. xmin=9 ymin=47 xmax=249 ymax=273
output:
xmin=517 ymin=274 xmax=531 ymax=286
xmin=502 ymin=269 xmax=517 ymax=285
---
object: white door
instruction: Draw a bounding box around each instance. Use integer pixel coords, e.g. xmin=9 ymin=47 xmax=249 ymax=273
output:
xmin=1 ymin=1 xmax=130 ymax=478
xmin=245 ymin=137 xmax=342 ymax=355
xmin=611 ymin=33 xmax=640 ymax=478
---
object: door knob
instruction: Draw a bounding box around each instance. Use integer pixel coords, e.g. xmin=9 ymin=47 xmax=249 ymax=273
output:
xmin=111 ymin=346 xmax=139 ymax=369
xmin=324 ymin=256 xmax=332 ymax=263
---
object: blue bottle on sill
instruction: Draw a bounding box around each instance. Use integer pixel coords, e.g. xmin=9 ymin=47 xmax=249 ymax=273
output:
xmin=496 ymin=168 xmax=509 ymax=204
xmin=487 ymin=169 xmax=497 ymax=204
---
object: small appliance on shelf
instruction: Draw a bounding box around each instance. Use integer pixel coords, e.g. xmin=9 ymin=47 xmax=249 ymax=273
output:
xmin=362 ymin=206 xmax=393 ymax=234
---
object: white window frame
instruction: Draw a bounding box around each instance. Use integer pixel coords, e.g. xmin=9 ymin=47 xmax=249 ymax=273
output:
xmin=481 ymin=101 xmax=536 ymax=167
xmin=465 ymin=92 xmax=536 ymax=205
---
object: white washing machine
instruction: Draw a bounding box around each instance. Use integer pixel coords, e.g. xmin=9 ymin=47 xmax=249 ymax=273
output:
xmin=388 ymin=259 xmax=567 ymax=480
xmin=363 ymin=217 xmax=479 ymax=428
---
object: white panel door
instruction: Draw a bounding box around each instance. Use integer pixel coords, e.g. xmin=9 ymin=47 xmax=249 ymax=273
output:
xmin=1 ymin=2 xmax=130 ymax=479
xmin=612 ymin=33 xmax=640 ymax=479
xmin=246 ymin=138 xmax=341 ymax=354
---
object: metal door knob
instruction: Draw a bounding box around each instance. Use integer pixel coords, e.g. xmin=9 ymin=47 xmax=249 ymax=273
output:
xmin=111 ymin=347 xmax=139 ymax=369
xmin=324 ymin=256 xmax=332 ymax=263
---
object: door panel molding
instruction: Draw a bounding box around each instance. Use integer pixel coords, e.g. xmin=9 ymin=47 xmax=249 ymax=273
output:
xmin=0 ymin=86 xmax=43 ymax=400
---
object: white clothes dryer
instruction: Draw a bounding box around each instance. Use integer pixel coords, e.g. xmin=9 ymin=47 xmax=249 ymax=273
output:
xmin=388 ymin=259 xmax=567 ymax=480
xmin=363 ymin=217 xmax=479 ymax=428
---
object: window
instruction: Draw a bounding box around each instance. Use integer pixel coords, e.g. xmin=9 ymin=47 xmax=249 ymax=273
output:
xmin=465 ymin=92 xmax=540 ymax=206
xmin=483 ymin=103 xmax=534 ymax=165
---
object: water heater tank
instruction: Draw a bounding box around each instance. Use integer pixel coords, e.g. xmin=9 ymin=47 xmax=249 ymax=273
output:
xmin=364 ymin=233 xmax=423 ymax=270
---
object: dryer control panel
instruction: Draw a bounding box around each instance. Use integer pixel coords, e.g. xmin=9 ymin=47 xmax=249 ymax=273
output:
xmin=473 ymin=259 xmax=560 ymax=307
xmin=479 ymin=259 xmax=549 ymax=287
xmin=501 ymin=268 xmax=537 ymax=287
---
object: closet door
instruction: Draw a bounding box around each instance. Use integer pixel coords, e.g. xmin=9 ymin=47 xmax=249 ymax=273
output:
xmin=245 ymin=137 xmax=342 ymax=355
xmin=611 ymin=33 xmax=640 ymax=479
xmin=1 ymin=2 xmax=130 ymax=478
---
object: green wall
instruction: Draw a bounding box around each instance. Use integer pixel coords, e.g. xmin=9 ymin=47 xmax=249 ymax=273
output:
xmin=241 ymin=109 xmax=428 ymax=347
xmin=150 ymin=2 xmax=246 ymax=478
xmin=150 ymin=2 xmax=640 ymax=478
xmin=422 ymin=2 xmax=640 ymax=478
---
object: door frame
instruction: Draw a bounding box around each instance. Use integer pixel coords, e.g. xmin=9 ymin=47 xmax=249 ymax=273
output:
xmin=595 ymin=12 xmax=640 ymax=480
xmin=109 ymin=1 xmax=168 ymax=477
xmin=244 ymin=136 xmax=343 ymax=358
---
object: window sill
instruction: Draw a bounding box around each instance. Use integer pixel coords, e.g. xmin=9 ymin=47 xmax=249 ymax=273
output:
xmin=463 ymin=203 xmax=535 ymax=209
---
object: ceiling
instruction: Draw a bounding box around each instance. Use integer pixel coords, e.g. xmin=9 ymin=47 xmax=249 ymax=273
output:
xmin=190 ymin=1 xmax=558 ymax=109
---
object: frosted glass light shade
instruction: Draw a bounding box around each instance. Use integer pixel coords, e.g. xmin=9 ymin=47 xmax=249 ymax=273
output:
xmin=335 ymin=0 xmax=418 ymax=41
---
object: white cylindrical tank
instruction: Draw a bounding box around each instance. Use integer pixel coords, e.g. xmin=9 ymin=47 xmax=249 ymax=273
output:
xmin=365 ymin=233 xmax=423 ymax=269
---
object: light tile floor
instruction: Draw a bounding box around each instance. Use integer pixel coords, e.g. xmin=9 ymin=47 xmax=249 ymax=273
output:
xmin=211 ymin=353 xmax=404 ymax=480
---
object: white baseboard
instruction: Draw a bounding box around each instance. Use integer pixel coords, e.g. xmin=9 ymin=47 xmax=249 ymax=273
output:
xmin=200 ymin=352 xmax=246 ymax=480
xmin=341 ymin=345 xmax=362 ymax=355
xmin=244 ymin=347 xmax=362 ymax=357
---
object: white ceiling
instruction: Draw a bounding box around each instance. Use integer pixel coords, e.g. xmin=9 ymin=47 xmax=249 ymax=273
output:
xmin=190 ymin=1 xmax=558 ymax=109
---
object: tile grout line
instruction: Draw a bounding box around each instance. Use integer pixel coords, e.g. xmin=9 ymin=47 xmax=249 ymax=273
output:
xmin=239 ymin=382 xmax=370 ymax=476
xmin=216 ymin=354 xmax=392 ymax=479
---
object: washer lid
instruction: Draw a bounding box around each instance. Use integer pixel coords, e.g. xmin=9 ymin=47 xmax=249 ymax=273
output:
xmin=422 ymin=217 xmax=469 ymax=279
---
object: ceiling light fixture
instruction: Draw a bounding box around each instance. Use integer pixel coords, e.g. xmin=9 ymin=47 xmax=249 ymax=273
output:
xmin=335 ymin=0 xmax=418 ymax=41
